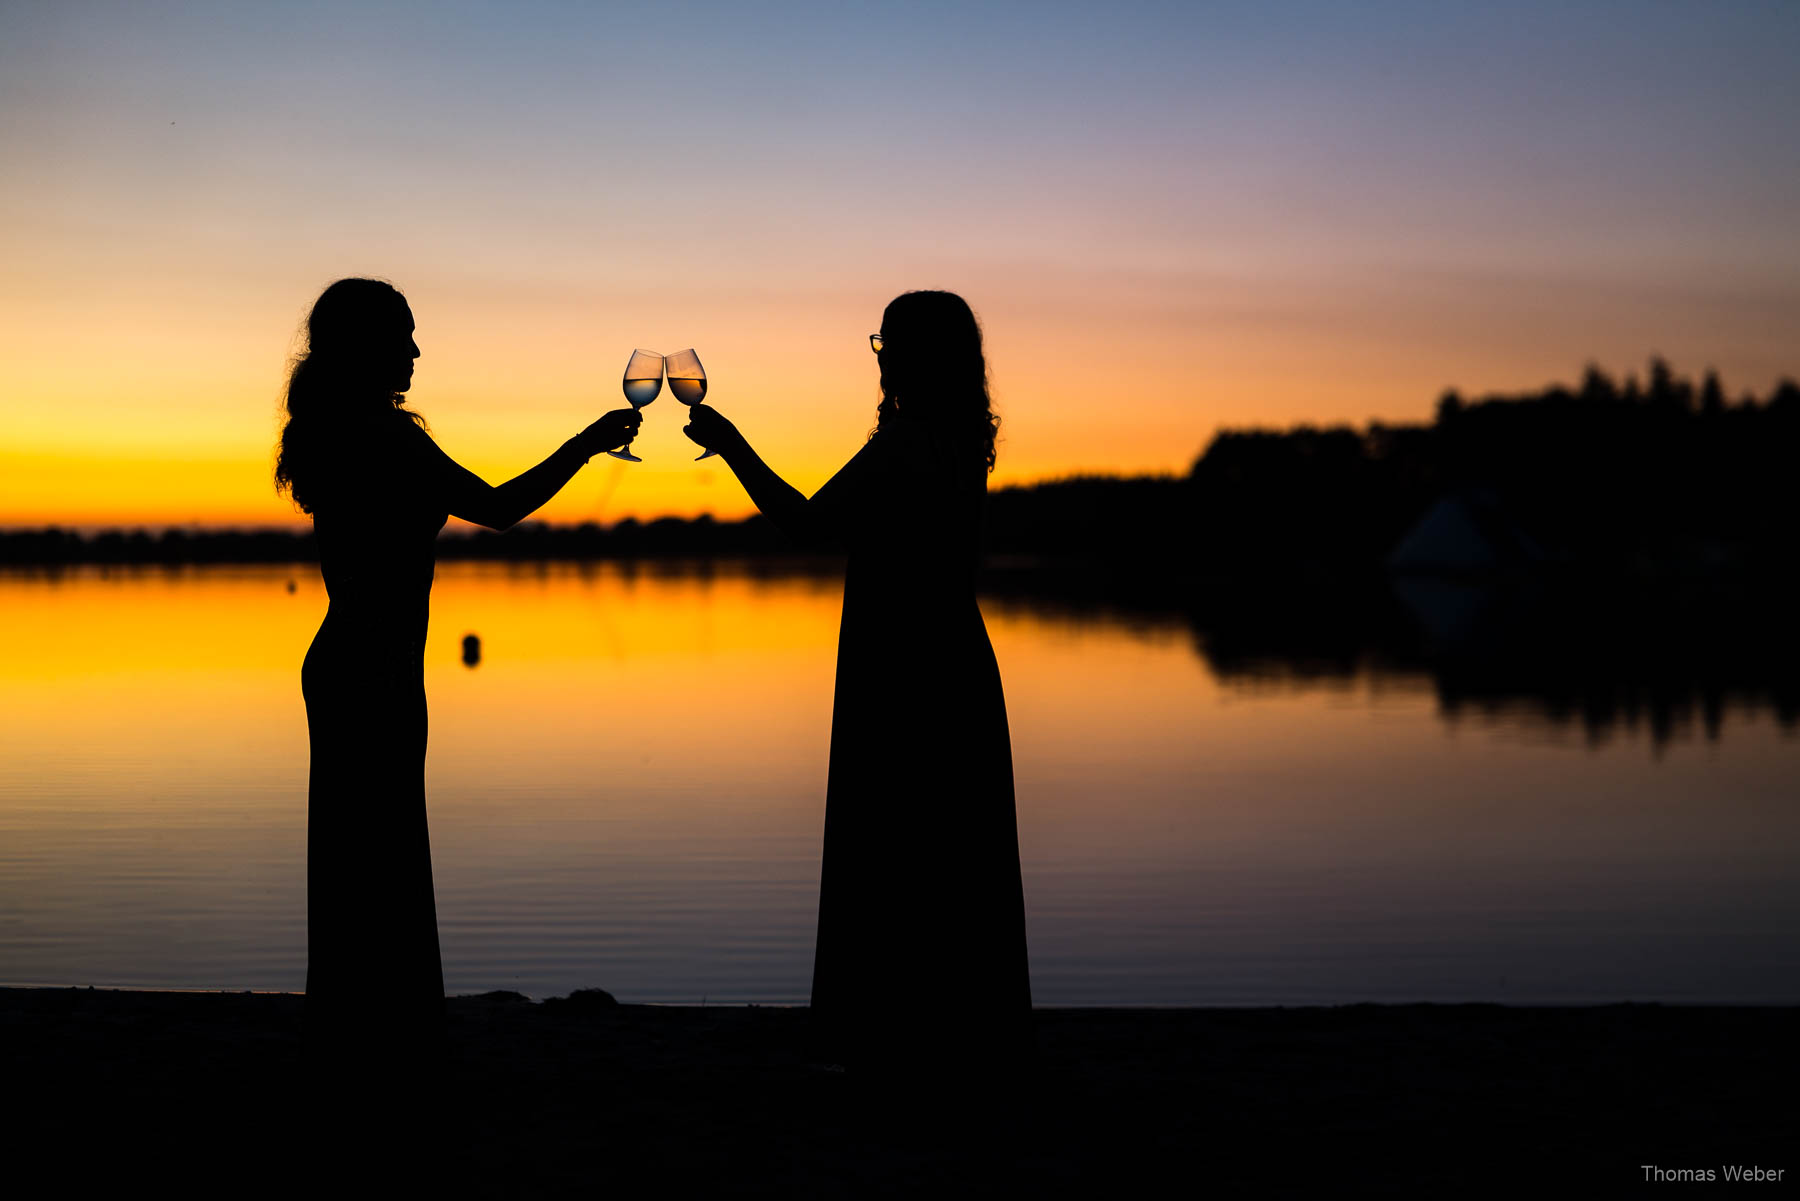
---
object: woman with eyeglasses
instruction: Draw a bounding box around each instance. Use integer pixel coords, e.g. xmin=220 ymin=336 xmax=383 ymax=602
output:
xmin=683 ymin=290 xmax=1031 ymax=1077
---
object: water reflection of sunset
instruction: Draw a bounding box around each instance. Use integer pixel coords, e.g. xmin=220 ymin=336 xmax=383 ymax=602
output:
xmin=2 ymin=565 xmax=1796 ymax=1003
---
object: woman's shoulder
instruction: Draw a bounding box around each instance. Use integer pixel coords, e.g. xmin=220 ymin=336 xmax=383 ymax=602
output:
xmin=388 ymin=406 xmax=434 ymax=439
xmin=875 ymin=411 xmax=941 ymax=454
xmin=368 ymin=409 xmax=441 ymax=464
xmin=319 ymin=411 xmax=438 ymax=490
xmin=328 ymin=405 xmax=430 ymax=443
xmin=874 ymin=414 xmax=980 ymax=483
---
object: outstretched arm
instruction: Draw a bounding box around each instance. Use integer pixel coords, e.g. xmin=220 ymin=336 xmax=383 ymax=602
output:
xmin=427 ymin=408 xmax=641 ymax=531
xmin=683 ymin=404 xmax=873 ymax=546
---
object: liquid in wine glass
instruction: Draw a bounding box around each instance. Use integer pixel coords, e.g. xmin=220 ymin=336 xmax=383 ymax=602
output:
xmin=664 ymin=349 xmax=715 ymax=460
xmin=610 ymin=349 xmax=662 ymax=462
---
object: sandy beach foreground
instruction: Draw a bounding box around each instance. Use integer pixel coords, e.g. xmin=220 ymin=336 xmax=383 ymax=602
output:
xmin=6 ymin=987 xmax=1791 ymax=1196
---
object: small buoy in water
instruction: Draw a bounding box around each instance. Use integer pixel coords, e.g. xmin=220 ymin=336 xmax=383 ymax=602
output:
xmin=461 ymin=633 xmax=481 ymax=668
xmin=286 ymin=579 xmax=297 ymax=593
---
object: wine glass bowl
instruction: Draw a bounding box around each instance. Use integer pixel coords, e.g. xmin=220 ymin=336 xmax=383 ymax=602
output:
xmin=610 ymin=349 xmax=663 ymax=462
xmin=664 ymin=348 xmax=714 ymax=460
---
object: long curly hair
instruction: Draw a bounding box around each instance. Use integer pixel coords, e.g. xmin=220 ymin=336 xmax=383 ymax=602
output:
xmin=872 ymin=290 xmax=999 ymax=473
xmin=274 ymin=277 xmax=424 ymax=514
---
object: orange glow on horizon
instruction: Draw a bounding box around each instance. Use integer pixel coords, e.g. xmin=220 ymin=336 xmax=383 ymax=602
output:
xmin=8 ymin=262 xmax=1795 ymax=529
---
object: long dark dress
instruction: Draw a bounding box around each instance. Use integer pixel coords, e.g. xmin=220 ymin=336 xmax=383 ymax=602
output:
xmin=301 ymin=414 xmax=449 ymax=1064
xmin=797 ymin=416 xmax=1031 ymax=1069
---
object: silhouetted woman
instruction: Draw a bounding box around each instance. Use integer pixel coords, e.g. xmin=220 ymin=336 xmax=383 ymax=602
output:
xmin=274 ymin=278 xmax=639 ymax=1073
xmin=684 ymin=290 xmax=1030 ymax=1073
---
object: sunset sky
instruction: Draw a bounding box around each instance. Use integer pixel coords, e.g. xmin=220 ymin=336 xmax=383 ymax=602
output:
xmin=3 ymin=0 xmax=1796 ymax=527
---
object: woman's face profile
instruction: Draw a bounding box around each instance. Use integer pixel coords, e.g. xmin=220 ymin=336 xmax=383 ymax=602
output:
xmin=393 ymin=304 xmax=420 ymax=393
xmin=875 ymin=319 xmax=909 ymax=386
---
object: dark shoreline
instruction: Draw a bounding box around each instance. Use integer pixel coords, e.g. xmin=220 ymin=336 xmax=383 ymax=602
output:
xmin=8 ymin=987 xmax=1792 ymax=1195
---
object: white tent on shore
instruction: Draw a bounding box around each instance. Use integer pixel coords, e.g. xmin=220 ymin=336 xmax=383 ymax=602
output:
xmin=1386 ymin=490 xmax=1545 ymax=575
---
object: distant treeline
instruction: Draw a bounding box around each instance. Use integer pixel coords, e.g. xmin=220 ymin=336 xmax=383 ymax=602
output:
xmin=5 ymin=360 xmax=1795 ymax=577
xmin=985 ymin=360 xmax=1800 ymax=579
xmin=0 ymin=515 xmax=793 ymax=567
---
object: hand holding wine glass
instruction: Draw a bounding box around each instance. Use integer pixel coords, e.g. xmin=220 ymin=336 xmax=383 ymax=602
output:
xmin=609 ymin=349 xmax=663 ymax=462
xmin=664 ymin=349 xmax=715 ymax=460
xmin=681 ymin=401 xmax=740 ymax=459
xmin=578 ymin=408 xmax=643 ymax=458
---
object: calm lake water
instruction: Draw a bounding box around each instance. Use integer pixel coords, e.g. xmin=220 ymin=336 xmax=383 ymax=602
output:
xmin=1 ymin=562 xmax=1795 ymax=1005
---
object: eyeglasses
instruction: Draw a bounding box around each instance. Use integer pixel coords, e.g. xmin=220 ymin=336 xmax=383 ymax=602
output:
xmin=869 ymin=334 xmax=884 ymax=354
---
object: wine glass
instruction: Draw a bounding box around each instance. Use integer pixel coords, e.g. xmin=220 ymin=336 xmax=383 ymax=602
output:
xmin=664 ymin=349 xmax=713 ymax=460
xmin=610 ymin=349 xmax=662 ymax=462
